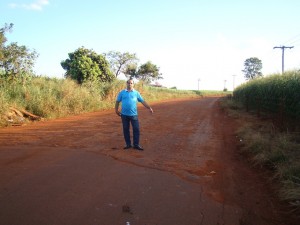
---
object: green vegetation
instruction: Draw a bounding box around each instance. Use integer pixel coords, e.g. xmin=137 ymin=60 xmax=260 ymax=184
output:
xmin=0 ymin=77 xmax=119 ymax=126
xmin=128 ymin=61 xmax=163 ymax=83
xmin=0 ymin=23 xmax=38 ymax=83
xmin=0 ymin=22 xmax=228 ymax=127
xmin=144 ymin=86 xmax=229 ymax=100
xmin=233 ymin=70 xmax=300 ymax=128
xmin=105 ymin=51 xmax=162 ymax=83
xmin=1 ymin=23 xmax=162 ymax=89
xmin=236 ymin=119 xmax=300 ymax=212
xmin=222 ymin=71 xmax=300 ymax=212
xmin=0 ymin=76 xmax=211 ymax=126
xmin=0 ymin=75 xmax=230 ymax=126
xmin=61 ymin=47 xmax=114 ymax=84
xmin=242 ymin=57 xmax=263 ymax=80
xmin=105 ymin=51 xmax=138 ymax=78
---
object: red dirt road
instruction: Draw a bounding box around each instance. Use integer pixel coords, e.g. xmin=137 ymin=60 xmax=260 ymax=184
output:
xmin=0 ymin=97 xmax=296 ymax=225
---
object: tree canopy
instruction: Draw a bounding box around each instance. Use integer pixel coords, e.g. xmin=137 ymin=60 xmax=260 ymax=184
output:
xmin=61 ymin=47 xmax=114 ymax=84
xmin=242 ymin=57 xmax=263 ymax=80
xmin=0 ymin=23 xmax=13 ymax=62
xmin=1 ymin=23 xmax=162 ymax=86
xmin=105 ymin=51 xmax=138 ymax=77
xmin=125 ymin=61 xmax=162 ymax=83
xmin=0 ymin=23 xmax=38 ymax=82
xmin=124 ymin=63 xmax=137 ymax=79
xmin=137 ymin=61 xmax=162 ymax=83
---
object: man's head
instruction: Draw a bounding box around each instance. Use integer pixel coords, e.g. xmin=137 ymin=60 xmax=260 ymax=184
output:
xmin=126 ymin=79 xmax=134 ymax=90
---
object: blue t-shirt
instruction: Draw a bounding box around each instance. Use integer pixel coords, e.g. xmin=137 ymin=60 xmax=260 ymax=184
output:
xmin=116 ymin=89 xmax=144 ymax=116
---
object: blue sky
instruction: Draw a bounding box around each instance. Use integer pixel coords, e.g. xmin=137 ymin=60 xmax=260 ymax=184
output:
xmin=1 ymin=0 xmax=300 ymax=90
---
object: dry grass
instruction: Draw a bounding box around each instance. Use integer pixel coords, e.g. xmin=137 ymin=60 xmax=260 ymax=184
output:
xmin=221 ymin=96 xmax=300 ymax=213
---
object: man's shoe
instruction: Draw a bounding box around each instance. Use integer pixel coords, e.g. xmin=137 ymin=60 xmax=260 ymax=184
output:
xmin=134 ymin=145 xmax=144 ymax=151
xmin=123 ymin=145 xmax=132 ymax=150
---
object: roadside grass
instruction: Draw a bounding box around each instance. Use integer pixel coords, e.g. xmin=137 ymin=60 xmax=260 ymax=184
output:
xmin=221 ymin=97 xmax=300 ymax=213
xmin=138 ymin=85 xmax=229 ymax=101
xmin=0 ymin=76 xmax=228 ymax=126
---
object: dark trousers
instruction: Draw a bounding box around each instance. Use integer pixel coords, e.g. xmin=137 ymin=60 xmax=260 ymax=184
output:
xmin=121 ymin=115 xmax=140 ymax=146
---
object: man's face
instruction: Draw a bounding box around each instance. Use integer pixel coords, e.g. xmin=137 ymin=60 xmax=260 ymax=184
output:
xmin=127 ymin=80 xmax=134 ymax=89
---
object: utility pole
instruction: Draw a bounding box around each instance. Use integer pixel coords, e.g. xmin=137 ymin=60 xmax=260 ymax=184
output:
xmin=198 ymin=78 xmax=200 ymax=91
xmin=273 ymin=45 xmax=294 ymax=74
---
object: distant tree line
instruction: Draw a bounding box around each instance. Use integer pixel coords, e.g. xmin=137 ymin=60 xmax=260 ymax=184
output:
xmin=61 ymin=49 xmax=163 ymax=84
xmin=1 ymin=22 xmax=264 ymax=87
xmin=0 ymin=23 xmax=162 ymax=86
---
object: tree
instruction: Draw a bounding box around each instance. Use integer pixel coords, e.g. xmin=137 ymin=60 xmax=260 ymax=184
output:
xmin=124 ymin=63 xmax=138 ymax=79
xmin=136 ymin=61 xmax=162 ymax=83
xmin=61 ymin=47 xmax=114 ymax=84
xmin=105 ymin=51 xmax=138 ymax=77
xmin=2 ymin=43 xmax=38 ymax=81
xmin=0 ymin=23 xmax=13 ymax=62
xmin=0 ymin=23 xmax=38 ymax=82
xmin=242 ymin=57 xmax=263 ymax=80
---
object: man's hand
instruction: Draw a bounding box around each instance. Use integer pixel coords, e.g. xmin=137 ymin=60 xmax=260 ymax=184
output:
xmin=115 ymin=101 xmax=121 ymax=116
xmin=142 ymin=101 xmax=153 ymax=114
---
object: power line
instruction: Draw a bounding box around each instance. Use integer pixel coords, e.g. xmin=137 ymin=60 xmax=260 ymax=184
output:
xmin=273 ymin=46 xmax=294 ymax=74
xmin=283 ymin=33 xmax=300 ymax=46
xmin=287 ymin=38 xmax=300 ymax=46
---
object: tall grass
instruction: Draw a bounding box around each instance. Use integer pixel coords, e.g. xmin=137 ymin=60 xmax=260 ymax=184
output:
xmin=0 ymin=77 xmax=113 ymax=123
xmin=221 ymin=96 xmax=300 ymax=212
xmin=0 ymin=77 xmax=203 ymax=125
xmin=138 ymin=85 xmax=199 ymax=101
xmin=0 ymin=76 xmax=229 ymax=126
xmin=233 ymin=70 xmax=300 ymax=120
xmin=138 ymin=85 xmax=229 ymax=101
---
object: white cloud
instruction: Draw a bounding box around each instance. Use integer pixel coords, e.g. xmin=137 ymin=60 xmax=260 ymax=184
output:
xmin=9 ymin=0 xmax=49 ymax=11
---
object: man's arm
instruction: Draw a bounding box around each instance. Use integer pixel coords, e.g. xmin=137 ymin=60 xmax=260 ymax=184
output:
xmin=115 ymin=101 xmax=121 ymax=116
xmin=141 ymin=101 xmax=153 ymax=114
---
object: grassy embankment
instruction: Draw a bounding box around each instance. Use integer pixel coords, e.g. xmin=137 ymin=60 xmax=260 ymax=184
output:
xmin=0 ymin=76 xmax=228 ymax=127
xmin=221 ymin=70 xmax=300 ymax=213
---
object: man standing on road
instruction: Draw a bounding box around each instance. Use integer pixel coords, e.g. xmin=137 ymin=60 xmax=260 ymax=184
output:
xmin=115 ymin=79 xmax=153 ymax=151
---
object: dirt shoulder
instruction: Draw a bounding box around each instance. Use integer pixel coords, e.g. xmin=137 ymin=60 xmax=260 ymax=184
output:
xmin=0 ymin=97 xmax=297 ymax=225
